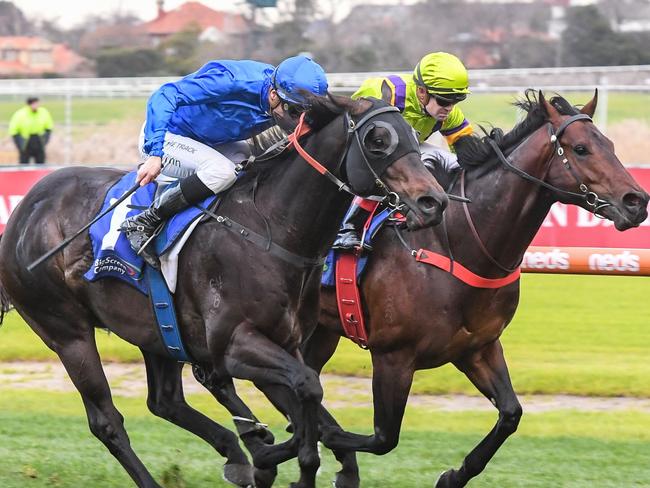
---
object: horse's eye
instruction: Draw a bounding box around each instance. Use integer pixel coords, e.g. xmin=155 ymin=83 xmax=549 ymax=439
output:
xmin=373 ymin=138 xmax=384 ymax=146
xmin=573 ymin=144 xmax=589 ymax=156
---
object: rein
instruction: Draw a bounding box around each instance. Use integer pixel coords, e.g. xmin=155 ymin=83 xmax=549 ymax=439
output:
xmin=200 ymin=105 xmax=409 ymax=268
xmin=287 ymin=113 xmax=354 ymax=194
xmin=487 ymin=113 xmax=612 ymax=215
xmin=289 ymin=106 xmax=411 ymax=209
xmin=460 ymin=170 xmax=520 ymax=274
xmin=445 ymin=112 xmax=613 ymax=278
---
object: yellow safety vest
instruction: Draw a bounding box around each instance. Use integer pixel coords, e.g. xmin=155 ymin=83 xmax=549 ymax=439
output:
xmin=8 ymin=106 xmax=54 ymax=139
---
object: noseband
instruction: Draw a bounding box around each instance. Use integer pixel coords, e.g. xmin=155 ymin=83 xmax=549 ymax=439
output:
xmin=488 ymin=113 xmax=612 ymax=216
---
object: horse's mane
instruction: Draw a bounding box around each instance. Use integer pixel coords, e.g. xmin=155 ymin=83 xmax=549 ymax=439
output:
xmin=455 ymin=89 xmax=580 ymax=174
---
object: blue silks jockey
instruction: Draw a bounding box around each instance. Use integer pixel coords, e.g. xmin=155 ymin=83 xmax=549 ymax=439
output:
xmin=120 ymin=55 xmax=329 ymax=269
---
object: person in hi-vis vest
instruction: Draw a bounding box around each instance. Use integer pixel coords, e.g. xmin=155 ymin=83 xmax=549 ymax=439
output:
xmin=9 ymin=97 xmax=54 ymax=165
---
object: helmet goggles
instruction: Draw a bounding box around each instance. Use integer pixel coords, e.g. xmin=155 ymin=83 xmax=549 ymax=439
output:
xmin=431 ymin=92 xmax=466 ymax=107
xmin=271 ymin=70 xmax=312 ymax=116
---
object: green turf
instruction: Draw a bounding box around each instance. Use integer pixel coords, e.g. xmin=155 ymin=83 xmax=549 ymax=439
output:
xmin=0 ymin=97 xmax=146 ymax=126
xmin=329 ymin=273 xmax=650 ymax=397
xmin=0 ymin=92 xmax=648 ymax=131
xmin=1 ymin=274 xmax=649 ymax=397
xmin=0 ymin=389 xmax=649 ymax=487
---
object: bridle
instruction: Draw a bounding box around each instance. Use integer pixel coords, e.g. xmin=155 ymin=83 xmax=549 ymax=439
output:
xmin=488 ymin=113 xmax=612 ymax=216
xmin=289 ymin=105 xmax=418 ymax=210
xmin=459 ymin=112 xmax=613 ymax=275
xmin=200 ymin=103 xmax=419 ymax=269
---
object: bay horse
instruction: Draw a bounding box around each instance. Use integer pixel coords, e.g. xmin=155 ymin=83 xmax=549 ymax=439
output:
xmin=0 ymin=95 xmax=448 ymax=488
xmin=302 ymin=90 xmax=649 ymax=487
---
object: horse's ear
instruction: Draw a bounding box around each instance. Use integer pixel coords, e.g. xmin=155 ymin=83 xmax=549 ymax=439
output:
xmin=580 ymin=89 xmax=598 ymax=117
xmin=304 ymin=92 xmax=350 ymax=130
xmin=539 ymin=90 xmax=561 ymax=121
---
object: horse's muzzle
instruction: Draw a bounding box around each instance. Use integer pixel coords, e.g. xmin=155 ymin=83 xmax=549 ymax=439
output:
xmin=606 ymin=190 xmax=649 ymax=231
xmin=405 ymin=190 xmax=449 ymax=230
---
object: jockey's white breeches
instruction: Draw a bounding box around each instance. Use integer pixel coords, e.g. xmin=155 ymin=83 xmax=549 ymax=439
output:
xmin=138 ymin=126 xmax=250 ymax=194
xmin=419 ymin=141 xmax=460 ymax=172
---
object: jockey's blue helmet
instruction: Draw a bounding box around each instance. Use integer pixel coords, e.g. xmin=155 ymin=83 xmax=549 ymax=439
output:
xmin=272 ymin=55 xmax=328 ymax=107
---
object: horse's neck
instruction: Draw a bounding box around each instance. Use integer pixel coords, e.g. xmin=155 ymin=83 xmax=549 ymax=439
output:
xmin=438 ymin=127 xmax=556 ymax=273
xmin=257 ymin=131 xmax=352 ymax=258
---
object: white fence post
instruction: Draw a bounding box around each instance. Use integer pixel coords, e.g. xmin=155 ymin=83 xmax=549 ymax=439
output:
xmin=64 ymin=93 xmax=72 ymax=165
xmin=597 ymin=76 xmax=608 ymax=134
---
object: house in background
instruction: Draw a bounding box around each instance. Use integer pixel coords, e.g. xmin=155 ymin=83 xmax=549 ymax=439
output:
xmin=143 ymin=0 xmax=248 ymax=45
xmin=0 ymin=36 xmax=91 ymax=77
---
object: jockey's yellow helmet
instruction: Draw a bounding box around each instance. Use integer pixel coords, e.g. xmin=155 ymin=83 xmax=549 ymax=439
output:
xmin=413 ymin=52 xmax=470 ymax=101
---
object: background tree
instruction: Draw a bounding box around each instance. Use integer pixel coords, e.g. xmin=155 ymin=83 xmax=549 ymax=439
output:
xmin=561 ymin=6 xmax=645 ymax=66
xmin=0 ymin=1 xmax=32 ymax=36
xmin=95 ymin=48 xmax=165 ymax=77
xmin=159 ymin=25 xmax=203 ymax=75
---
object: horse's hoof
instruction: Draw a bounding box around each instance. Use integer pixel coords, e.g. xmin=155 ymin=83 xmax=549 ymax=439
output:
xmin=254 ymin=466 xmax=277 ymax=488
xmin=333 ymin=470 xmax=360 ymax=488
xmin=223 ymin=463 xmax=255 ymax=487
xmin=435 ymin=469 xmax=461 ymax=488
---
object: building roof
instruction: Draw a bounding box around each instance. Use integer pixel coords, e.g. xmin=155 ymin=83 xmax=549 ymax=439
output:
xmin=52 ymin=44 xmax=87 ymax=73
xmin=143 ymin=1 xmax=247 ymax=36
xmin=0 ymin=36 xmax=87 ymax=76
xmin=0 ymin=36 xmax=52 ymax=50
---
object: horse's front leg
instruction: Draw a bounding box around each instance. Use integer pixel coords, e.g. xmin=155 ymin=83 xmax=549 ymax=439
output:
xmin=191 ymin=364 xmax=277 ymax=488
xmin=436 ymin=339 xmax=522 ymax=488
xmin=140 ymin=352 xmax=254 ymax=487
xmin=223 ymin=321 xmax=324 ymax=488
xmin=320 ymin=348 xmax=415 ymax=456
xmin=301 ymin=323 xmax=360 ymax=488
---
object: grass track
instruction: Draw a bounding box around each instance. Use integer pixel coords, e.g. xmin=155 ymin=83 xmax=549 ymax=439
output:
xmin=1 ymin=273 xmax=649 ymax=486
xmin=2 ymin=273 xmax=648 ymax=397
xmin=1 ymin=389 xmax=650 ymax=487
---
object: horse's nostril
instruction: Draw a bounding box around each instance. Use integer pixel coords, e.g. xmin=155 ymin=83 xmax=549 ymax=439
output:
xmin=417 ymin=195 xmax=440 ymax=213
xmin=622 ymin=191 xmax=647 ymax=210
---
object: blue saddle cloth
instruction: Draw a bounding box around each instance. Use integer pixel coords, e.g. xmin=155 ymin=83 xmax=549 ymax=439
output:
xmin=321 ymin=207 xmax=393 ymax=287
xmin=84 ymin=171 xmax=216 ymax=293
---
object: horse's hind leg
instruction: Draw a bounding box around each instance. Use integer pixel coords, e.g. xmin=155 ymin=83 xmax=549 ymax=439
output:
xmin=437 ymin=339 xmax=522 ymax=488
xmin=24 ymin=311 xmax=161 ymax=488
xmin=141 ymin=351 xmax=254 ymax=487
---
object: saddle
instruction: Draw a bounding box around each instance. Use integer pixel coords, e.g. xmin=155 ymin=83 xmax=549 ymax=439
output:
xmin=84 ymin=171 xmax=218 ymax=293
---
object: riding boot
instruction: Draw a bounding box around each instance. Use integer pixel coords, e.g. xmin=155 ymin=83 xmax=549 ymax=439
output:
xmin=332 ymin=203 xmax=372 ymax=251
xmin=119 ymin=184 xmax=189 ymax=269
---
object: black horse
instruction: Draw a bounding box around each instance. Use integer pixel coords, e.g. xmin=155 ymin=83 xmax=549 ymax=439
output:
xmin=0 ymin=94 xmax=447 ymax=488
xmin=302 ymin=90 xmax=649 ymax=487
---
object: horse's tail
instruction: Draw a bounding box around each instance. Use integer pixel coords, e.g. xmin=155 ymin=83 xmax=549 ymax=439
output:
xmin=0 ymin=234 xmax=13 ymax=325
